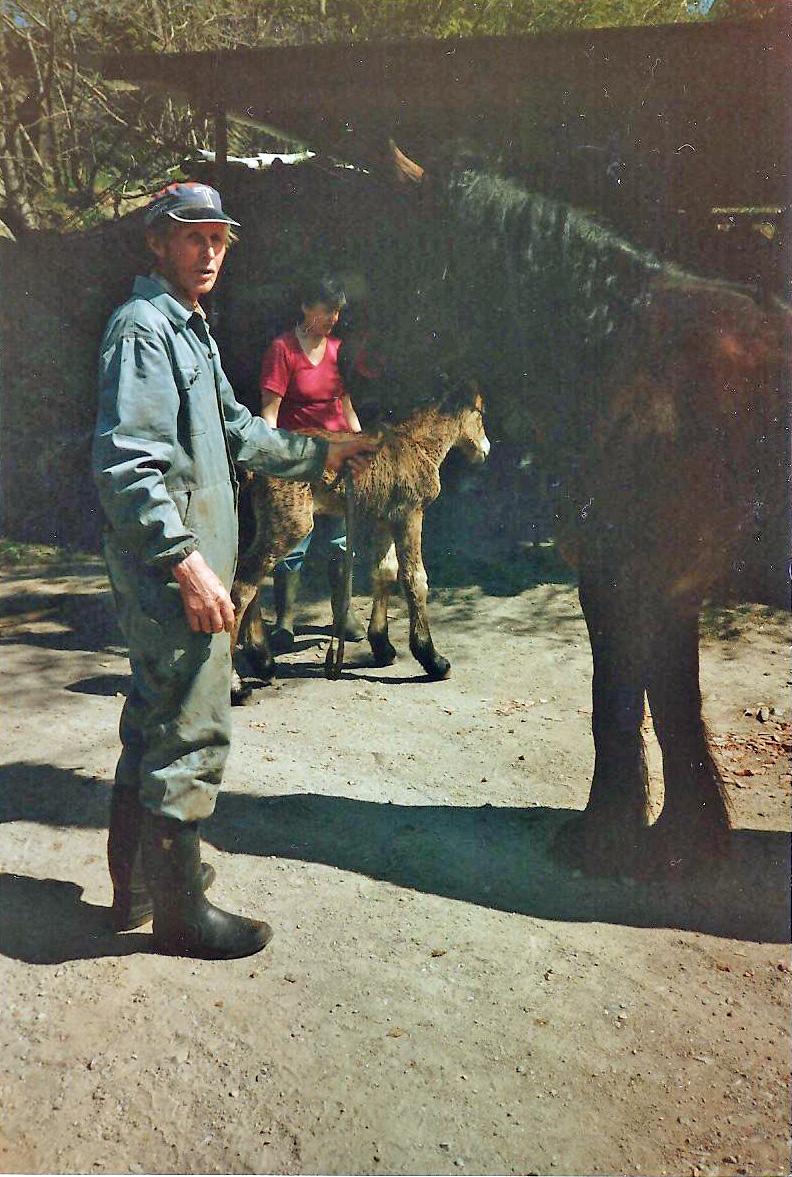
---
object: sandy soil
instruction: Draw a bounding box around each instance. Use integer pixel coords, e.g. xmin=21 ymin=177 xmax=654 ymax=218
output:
xmin=0 ymin=550 xmax=789 ymax=1177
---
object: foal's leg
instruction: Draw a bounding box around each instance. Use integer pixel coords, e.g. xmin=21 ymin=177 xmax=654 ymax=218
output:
xmin=368 ymin=523 xmax=399 ymax=666
xmin=553 ymin=569 xmax=651 ymax=876
xmin=232 ymin=483 xmax=313 ymax=694
xmin=238 ymin=580 xmax=277 ymax=683
xmin=645 ymin=605 xmax=731 ymax=871
xmin=393 ymin=510 xmax=451 ymax=680
xmin=229 ymin=575 xmax=265 ymax=704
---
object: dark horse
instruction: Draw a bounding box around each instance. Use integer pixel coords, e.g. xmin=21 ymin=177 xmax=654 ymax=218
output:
xmin=388 ymin=143 xmax=790 ymax=878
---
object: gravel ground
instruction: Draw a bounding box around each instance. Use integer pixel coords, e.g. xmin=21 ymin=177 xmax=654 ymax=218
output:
xmin=1 ymin=551 xmax=789 ymax=1176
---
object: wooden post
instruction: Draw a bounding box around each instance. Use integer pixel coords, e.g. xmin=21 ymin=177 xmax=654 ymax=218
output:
xmin=214 ymin=106 xmax=228 ymax=167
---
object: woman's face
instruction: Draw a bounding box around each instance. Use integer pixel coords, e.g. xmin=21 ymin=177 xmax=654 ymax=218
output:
xmin=301 ymin=300 xmax=341 ymax=336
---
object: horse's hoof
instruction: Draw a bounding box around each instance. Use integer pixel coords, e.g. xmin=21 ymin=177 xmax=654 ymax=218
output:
xmin=550 ymin=813 xmax=642 ymax=878
xmin=634 ymin=818 xmax=732 ymax=880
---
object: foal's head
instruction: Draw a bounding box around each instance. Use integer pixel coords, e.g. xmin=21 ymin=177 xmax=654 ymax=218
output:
xmin=438 ymin=375 xmax=490 ymax=465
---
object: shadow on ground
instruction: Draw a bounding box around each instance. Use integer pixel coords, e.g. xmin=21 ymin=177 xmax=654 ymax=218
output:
xmin=0 ymin=875 xmax=150 ymax=964
xmin=1 ymin=763 xmax=789 ymax=962
xmin=0 ymin=589 xmax=121 ymax=654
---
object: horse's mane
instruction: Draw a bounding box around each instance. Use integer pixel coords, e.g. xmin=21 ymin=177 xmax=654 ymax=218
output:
xmin=449 ymin=168 xmax=677 ymax=358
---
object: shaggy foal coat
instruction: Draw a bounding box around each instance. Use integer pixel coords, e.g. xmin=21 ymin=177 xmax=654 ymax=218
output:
xmin=230 ymin=382 xmax=489 ymax=698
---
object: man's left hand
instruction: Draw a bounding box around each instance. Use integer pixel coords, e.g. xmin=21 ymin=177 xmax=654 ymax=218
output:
xmin=326 ymin=436 xmax=378 ymax=479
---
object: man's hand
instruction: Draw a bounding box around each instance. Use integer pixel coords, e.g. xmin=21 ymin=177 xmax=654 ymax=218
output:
xmin=173 ymin=551 xmax=235 ymax=634
xmin=326 ymin=435 xmax=378 ymax=479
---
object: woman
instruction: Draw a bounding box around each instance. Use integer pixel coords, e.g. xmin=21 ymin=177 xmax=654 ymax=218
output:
xmin=259 ymin=276 xmax=365 ymax=652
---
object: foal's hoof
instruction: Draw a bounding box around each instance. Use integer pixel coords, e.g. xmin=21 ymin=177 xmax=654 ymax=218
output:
xmin=241 ymin=645 xmax=276 ymax=683
xmin=424 ymin=654 xmax=451 ymax=681
xmin=411 ymin=640 xmax=451 ymax=681
xmin=369 ymin=638 xmax=397 ymax=667
xmin=268 ymin=626 xmax=294 ymax=656
xmin=230 ymin=674 xmax=255 ymax=707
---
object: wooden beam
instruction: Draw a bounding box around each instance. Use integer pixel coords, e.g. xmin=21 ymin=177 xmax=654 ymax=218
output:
xmin=214 ymin=106 xmax=228 ymax=166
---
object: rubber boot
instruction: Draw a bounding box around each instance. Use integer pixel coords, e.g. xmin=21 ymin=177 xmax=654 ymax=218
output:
xmin=268 ymin=565 xmax=301 ymax=654
xmin=108 ymin=787 xmax=216 ymax=932
xmin=141 ymin=812 xmax=273 ymax=959
xmin=327 ymin=551 xmax=366 ymax=641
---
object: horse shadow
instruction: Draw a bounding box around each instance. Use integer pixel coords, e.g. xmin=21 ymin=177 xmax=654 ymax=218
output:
xmin=204 ymin=793 xmax=791 ymax=944
xmin=1 ymin=763 xmax=789 ymax=963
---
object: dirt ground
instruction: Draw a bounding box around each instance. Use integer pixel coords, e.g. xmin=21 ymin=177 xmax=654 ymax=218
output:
xmin=0 ymin=547 xmax=790 ymax=1177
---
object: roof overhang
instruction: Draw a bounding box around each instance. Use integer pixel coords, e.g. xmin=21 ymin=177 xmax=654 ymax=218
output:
xmin=88 ymin=17 xmax=791 ymax=168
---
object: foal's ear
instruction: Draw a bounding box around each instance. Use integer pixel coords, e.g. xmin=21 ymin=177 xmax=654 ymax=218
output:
xmin=435 ymin=369 xmax=460 ymax=408
xmin=436 ymin=370 xmax=482 ymax=413
xmin=389 ymin=139 xmax=425 ymax=186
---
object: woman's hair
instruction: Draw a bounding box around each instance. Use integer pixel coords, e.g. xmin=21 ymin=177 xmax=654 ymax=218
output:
xmin=299 ymin=275 xmax=347 ymax=311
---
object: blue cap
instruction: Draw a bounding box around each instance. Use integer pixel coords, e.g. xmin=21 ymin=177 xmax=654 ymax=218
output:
xmin=144 ymin=181 xmax=240 ymax=228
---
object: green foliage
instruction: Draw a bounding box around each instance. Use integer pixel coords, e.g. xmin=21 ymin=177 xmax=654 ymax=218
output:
xmin=0 ymin=537 xmax=96 ymax=568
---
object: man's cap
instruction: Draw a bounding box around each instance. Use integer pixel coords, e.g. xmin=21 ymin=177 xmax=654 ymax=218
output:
xmin=144 ymin=181 xmax=240 ymax=228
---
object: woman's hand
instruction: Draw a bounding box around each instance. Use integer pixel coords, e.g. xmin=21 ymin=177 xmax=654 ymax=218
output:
xmin=173 ymin=551 xmax=236 ymax=634
xmin=342 ymin=393 xmax=362 ymax=433
xmin=326 ymin=436 xmax=378 ymax=478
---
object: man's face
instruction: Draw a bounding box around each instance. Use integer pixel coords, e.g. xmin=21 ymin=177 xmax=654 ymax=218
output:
xmin=149 ymin=220 xmax=229 ymax=303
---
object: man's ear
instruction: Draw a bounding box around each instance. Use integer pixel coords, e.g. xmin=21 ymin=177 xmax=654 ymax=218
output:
xmin=146 ymin=231 xmax=166 ymax=263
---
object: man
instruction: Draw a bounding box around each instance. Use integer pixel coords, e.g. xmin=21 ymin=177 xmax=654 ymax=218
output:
xmin=92 ymin=181 xmax=374 ymax=960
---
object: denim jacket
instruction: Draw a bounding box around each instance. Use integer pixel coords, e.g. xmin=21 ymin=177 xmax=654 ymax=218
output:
xmin=92 ymin=275 xmax=328 ymax=581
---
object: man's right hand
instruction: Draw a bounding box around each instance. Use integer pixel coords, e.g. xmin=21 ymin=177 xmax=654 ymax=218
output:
xmin=326 ymin=435 xmax=378 ymax=478
xmin=173 ymin=551 xmax=236 ymax=634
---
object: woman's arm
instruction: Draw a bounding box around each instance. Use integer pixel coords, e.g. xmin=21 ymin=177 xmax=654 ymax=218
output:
xmin=342 ymin=394 xmax=362 ymax=433
xmin=260 ymin=389 xmax=282 ymax=428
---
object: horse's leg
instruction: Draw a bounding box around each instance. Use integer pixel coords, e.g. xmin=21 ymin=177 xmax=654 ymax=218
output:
xmin=553 ymin=568 xmax=651 ymax=876
xmin=644 ymin=605 xmax=731 ymax=872
xmin=368 ymin=524 xmax=399 ymax=667
xmin=393 ymin=510 xmax=451 ymax=680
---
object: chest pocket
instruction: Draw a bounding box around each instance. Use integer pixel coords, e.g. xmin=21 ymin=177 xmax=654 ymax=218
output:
xmin=175 ymin=363 xmax=209 ymax=437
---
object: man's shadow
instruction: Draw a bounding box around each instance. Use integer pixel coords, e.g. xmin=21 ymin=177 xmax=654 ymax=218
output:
xmin=0 ymin=762 xmax=789 ymax=964
xmin=0 ymin=875 xmax=149 ymax=964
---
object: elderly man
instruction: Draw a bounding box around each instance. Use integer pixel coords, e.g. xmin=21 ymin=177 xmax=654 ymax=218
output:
xmin=92 ymin=181 xmax=373 ymax=960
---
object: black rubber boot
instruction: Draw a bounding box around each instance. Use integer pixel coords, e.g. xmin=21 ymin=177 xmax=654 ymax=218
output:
xmin=327 ymin=552 xmax=366 ymax=641
xmin=269 ymin=565 xmax=301 ymax=654
xmin=108 ymin=787 xmax=216 ymax=932
xmin=141 ymin=813 xmax=273 ymax=959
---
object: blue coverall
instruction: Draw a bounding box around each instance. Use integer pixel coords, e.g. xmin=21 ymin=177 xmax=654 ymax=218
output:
xmin=92 ymin=275 xmax=328 ymax=821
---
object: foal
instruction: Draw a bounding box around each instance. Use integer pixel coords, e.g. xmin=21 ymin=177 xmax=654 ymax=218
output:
xmin=230 ymin=380 xmax=489 ymax=701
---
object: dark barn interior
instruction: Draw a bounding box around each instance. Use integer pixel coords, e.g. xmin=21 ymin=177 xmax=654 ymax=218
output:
xmin=1 ymin=16 xmax=788 ymax=598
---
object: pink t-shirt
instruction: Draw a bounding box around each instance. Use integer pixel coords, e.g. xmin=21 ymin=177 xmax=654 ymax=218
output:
xmin=259 ymin=331 xmax=349 ymax=433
